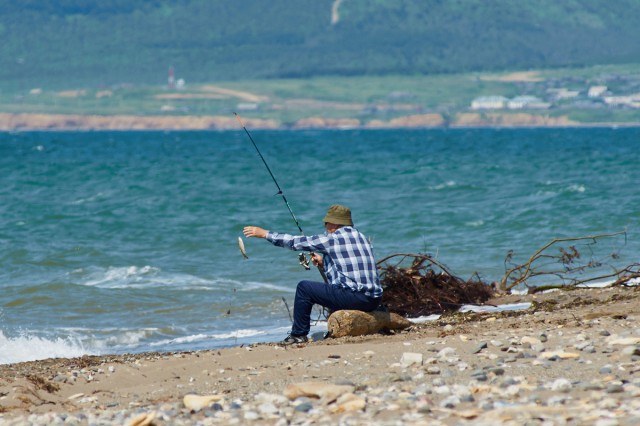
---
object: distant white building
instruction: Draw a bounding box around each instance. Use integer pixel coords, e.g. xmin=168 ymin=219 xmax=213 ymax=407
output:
xmin=507 ymin=96 xmax=550 ymax=110
xmin=588 ymin=86 xmax=608 ymax=98
xmin=471 ymin=96 xmax=508 ymax=110
xmin=548 ymin=88 xmax=580 ymax=100
xmin=603 ymin=93 xmax=640 ymax=108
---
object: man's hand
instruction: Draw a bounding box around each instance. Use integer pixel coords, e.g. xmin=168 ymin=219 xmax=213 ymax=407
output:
xmin=311 ymin=252 xmax=323 ymax=268
xmin=243 ymin=226 xmax=268 ymax=239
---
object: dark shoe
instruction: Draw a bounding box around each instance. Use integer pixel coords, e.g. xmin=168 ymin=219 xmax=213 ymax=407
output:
xmin=282 ymin=334 xmax=308 ymax=345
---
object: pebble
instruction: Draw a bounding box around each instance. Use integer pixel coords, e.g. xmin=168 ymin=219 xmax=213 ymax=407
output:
xmin=5 ymin=294 xmax=640 ymax=426
xmin=472 ymin=341 xmax=488 ymax=354
xmin=400 ymin=352 xmax=423 ymax=367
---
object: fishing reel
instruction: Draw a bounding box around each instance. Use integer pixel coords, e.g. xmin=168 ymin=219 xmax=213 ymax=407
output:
xmin=299 ymin=252 xmax=329 ymax=284
xmin=298 ymin=252 xmax=311 ymax=270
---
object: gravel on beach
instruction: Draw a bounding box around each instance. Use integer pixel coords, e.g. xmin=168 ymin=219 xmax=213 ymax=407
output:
xmin=1 ymin=286 xmax=640 ymax=425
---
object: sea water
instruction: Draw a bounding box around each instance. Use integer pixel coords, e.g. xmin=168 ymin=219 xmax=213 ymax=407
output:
xmin=1 ymin=128 xmax=639 ymax=363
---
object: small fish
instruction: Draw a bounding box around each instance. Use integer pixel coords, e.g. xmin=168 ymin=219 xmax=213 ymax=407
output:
xmin=238 ymin=236 xmax=249 ymax=259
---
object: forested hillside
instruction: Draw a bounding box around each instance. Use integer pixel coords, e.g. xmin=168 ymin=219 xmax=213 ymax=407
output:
xmin=2 ymin=0 xmax=640 ymax=90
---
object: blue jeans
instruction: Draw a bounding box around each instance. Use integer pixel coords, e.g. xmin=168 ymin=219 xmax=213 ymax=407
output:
xmin=291 ymin=280 xmax=381 ymax=337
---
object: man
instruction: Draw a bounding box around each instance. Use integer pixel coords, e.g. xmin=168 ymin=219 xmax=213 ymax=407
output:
xmin=243 ymin=204 xmax=382 ymax=344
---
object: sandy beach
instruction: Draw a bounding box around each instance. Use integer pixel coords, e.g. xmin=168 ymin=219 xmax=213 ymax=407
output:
xmin=1 ymin=285 xmax=640 ymax=425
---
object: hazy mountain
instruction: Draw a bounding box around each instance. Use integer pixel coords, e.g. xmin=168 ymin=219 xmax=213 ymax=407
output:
xmin=2 ymin=0 xmax=640 ymax=90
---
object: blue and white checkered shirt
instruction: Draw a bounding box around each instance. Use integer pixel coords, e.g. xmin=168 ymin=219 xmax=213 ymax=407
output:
xmin=266 ymin=226 xmax=383 ymax=298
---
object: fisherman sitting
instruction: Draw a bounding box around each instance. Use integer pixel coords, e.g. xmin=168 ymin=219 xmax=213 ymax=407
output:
xmin=243 ymin=204 xmax=383 ymax=344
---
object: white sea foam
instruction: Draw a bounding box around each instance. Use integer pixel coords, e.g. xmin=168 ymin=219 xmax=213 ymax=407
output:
xmin=75 ymin=266 xmax=293 ymax=293
xmin=537 ymin=182 xmax=586 ymax=197
xmin=211 ymin=329 xmax=266 ymax=340
xmin=465 ymin=220 xmax=485 ymax=227
xmin=148 ymin=327 xmax=295 ymax=350
xmin=150 ymin=329 xmax=266 ymax=346
xmin=75 ymin=265 xmax=225 ymax=290
xmin=80 ymin=265 xmax=160 ymax=288
xmin=0 ymin=331 xmax=91 ymax=365
xmin=430 ymin=180 xmax=457 ymax=190
xmin=240 ymin=281 xmax=293 ymax=293
xmin=576 ymin=277 xmax=639 ymax=287
xmin=154 ymin=333 xmax=209 ymax=346
xmin=567 ymin=183 xmax=586 ymax=193
xmin=96 ymin=328 xmax=160 ymax=348
xmin=70 ymin=191 xmax=110 ymax=205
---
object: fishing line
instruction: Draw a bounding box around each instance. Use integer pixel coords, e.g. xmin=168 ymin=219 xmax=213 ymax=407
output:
xmin=234 ymin=113 xmax=329 ymax=283
xmin=234 ymin=112 xmax=304 ymax=235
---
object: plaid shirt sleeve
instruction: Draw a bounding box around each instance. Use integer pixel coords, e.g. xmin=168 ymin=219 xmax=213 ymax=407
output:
xmin=266 ymin=227 xmax=382 ymax=298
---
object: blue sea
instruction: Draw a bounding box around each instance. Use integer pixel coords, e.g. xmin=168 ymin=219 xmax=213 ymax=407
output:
xmin=1 ymin=128 xmax=639 ymax=364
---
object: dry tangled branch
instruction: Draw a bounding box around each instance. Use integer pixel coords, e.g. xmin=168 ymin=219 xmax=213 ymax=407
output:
xmin=499 ymin=230 xmax=640 ymax=294
xmin=377 ymin=253 xmax=494 ymax=317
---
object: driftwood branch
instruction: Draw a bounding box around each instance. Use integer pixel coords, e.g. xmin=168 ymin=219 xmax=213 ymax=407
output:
xmin=499 ymin=230 xmax=639 ymax=293
xmin=377 ymin=253 xmax=455 ymax=277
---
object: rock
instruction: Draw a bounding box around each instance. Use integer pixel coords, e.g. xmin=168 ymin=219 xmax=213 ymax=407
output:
xmin=471 ymin=372 xmax=487 ymax=382
xmin=183 ymin=394 xmax=225 ymax=411
xmin=244 ymin=411 xmax=260 ymax=420
xmin=255 ymin=393 xmax=288 ymax=405
xmin=594 ymin=419 xmax=620 ymax=426
xmin=53 ymin=374 xmax=68 ymax=383
xmin=473 ymin=342 xmax=488 ymax=354
xmin=621 ymin=346 xmax=640 ymax=357
xmin=606 ymin=384 xmax=625 ymax=393
xmin=437 ymin=347 xmax=456 ymax=358
xmin=531 ymin=343 xmax=546 ymax=353
xmin=606 ymin=336 xmax=640 ymax=346
xmin=427 ymin=366 xmax=441 ymax=375
xmin=400 ymin=352 xmax=423 ymax=367
xmin=295 ymin=402 xmax=313 ymax=412
xmin=258 ymin=402 xmax=279 ymax=415
xmin=488 ymin=367 xmax=505 ymax=376
xmin=521 ymin=336 xmax=542 ymax=346
xmin=600 ymin=366 xmax=613 ymax=374
xmin=440 ymin=395 xmax=461 ymax=408
xmin=126 ymin=412 xmax=156 ymax=426
xmin=330 ymin=393 xmax=366 ymax=413
xmin=539 ymin=351 xmax=580 ymax=360
xmin=327 ymin=310 xmax=412 ymax=337
xmin=549 ymin=378 xmax=572 ymax=392
xmin=284 ymin=382 xmax=355 ymax=403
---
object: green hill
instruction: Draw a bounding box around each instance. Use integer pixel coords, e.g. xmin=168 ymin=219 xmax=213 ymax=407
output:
xmin=2 ymin=0 xmax=640 ymax=91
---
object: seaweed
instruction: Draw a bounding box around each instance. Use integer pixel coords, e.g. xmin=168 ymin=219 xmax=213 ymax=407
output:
xmin=377 ymin=253 xmax=494 ymax=318
xmin=25 ymin=374 xmax=59 ymax=393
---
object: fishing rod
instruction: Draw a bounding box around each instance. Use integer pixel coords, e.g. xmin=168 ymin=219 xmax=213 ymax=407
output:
xmin=234 ymin=112 xmax=327 ymax=281
xmin=234 ymin=112 xmax=304 ymax=235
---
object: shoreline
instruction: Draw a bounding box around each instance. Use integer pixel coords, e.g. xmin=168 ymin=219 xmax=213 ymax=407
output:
xmin=1 ymin=112 xmax=640 ymax=132
xmin=2 ymin=285 xmax=640 ymax=425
